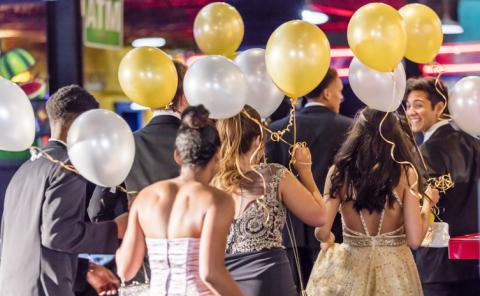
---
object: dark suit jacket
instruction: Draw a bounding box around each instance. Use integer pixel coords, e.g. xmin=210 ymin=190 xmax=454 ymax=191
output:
xmin=125 ymin=114 xmax=181 ymax=194
xmin=416 ymin=123 xmax=480 ymax=283
xmin=266 ymin=105 xmax=352 ymax=249
xmin=0 ymin=141 xmax=119 ymax=296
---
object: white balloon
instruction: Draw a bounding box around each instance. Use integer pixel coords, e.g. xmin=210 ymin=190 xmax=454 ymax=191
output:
xmin=449 ymin=76 xmax=480 ymax=136
xmin=0 ymin=77 xmax=35 ymax=151
xmin=234 ymin=49 xmax=284 ymax=118
xmin=349 ymin=57 xmax=406 ymax=112
xmin=67 ymin=109 xmax=135 ymax=187
xmin=184 ymin=55 xmax=247 ymax=119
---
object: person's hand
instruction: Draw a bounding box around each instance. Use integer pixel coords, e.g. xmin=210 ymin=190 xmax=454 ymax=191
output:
xmin=86 ymin=263 xmax=120 ymax=296
xmin=320 ymin=232 xmax=335 ymax=251
xmin=114 ymin=213 xmax=128 ymax=239
xmin=292 ymin=142 xmax=312 ymax=171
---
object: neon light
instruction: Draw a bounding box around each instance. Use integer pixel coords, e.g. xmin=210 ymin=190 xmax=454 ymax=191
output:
xmin=337 ymin=68 xmax=349 ymax=77
xmin=308 ymin=4 xmax=354 ymax=17
xmin=422 ymin=63 xmax=480 ymax=75
xmin=438 ymin=43 xmax=480 ymax=54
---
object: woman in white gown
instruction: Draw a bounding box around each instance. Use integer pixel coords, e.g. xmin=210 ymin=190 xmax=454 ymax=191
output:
xmin=116 ymin=105 xmax=243 ymax=296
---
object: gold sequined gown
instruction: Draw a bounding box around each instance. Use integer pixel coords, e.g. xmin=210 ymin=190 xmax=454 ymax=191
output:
xmin=306 ymin=196 xmax=423 ymax=296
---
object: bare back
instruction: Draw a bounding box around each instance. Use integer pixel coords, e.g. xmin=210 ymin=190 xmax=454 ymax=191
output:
xmin=135 ymin=179 xmax=218 ymax=239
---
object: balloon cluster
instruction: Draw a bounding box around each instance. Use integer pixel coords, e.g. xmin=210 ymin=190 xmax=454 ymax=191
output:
xmin=347 ymin=3 xmax=443 ymax=112
xmin=187 ymin=3 xmax=331 ymax=119
xmin=3 ymin=1 xmax=479 ymax=191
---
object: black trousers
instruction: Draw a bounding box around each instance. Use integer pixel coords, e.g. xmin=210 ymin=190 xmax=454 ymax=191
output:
xmin=286 ymin=247 xmax=319 ymax=294
xmin=423 ymin=280 xmax=480 ymax=296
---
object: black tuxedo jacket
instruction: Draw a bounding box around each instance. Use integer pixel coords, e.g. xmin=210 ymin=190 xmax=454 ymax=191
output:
xmin=416 ymin=123 xmax=480 ymax=283
xmin=266 ymin=105 xmax=352 ymax=249
xmin=0 ymin=141 xmax=118 ymax=296
xmin=125 ymin=114 xmax=181 ymax=194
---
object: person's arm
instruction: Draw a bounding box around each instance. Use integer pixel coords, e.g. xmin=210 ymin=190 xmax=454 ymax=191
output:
xmin=40 ymin=170 xmax=119 ymax=254
xmin=115 ymin=199 xmax=146 ymax=281
xmin=199 ymin=190 xmax=243 ymax=296
xmin=279 ymin=145 xmax=325 ymax=227
xmin=403 ymin=168 xmax=439 ymax=249
xmin=314 ymin=166 xmax=341 ymax=243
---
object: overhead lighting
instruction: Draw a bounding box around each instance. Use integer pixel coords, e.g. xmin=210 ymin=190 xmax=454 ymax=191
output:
xmin=130 ymin=102 xmax=149 ymax=111
xmin=132 ymin=37 xmax=166 ymax=48
xmin=301 ymin=10 xmax=329 ymax=25
xmin=442 ymin=18 xmax=464 ymax=35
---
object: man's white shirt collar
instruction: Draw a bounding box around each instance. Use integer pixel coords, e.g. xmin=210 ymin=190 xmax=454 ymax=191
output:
xmin=152 ymin=109 xmax=181 ymax=119
xmin=423 ymin=120 xmax=449 ymax=143
xmin=304 ymin=102 xmax=327 ymax=108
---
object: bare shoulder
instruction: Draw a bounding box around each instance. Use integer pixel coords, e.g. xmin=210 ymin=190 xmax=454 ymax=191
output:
xmin=133 ymin=180 xmax=177 ymax=205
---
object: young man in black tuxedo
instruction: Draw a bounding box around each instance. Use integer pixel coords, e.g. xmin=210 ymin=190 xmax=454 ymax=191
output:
xmin=405 ymin=77 xmax=480 ymax=296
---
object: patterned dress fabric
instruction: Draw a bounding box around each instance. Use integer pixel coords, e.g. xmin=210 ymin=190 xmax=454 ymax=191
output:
xmin=225 ymin=163 xmax=297 ymax=296
xmin=306 ymin=192 xmax=423 ymax=296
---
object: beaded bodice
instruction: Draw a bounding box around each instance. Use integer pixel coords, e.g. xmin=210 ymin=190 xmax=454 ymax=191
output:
xmin=341 ymin=191 xmax=407 ymax=248
xmin=226 ymin=163 xmax=289 ymax=254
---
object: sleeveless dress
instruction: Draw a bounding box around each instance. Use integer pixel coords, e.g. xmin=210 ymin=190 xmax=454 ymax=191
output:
xmin=146 ymin=238 xmax=213 ymax=296
xmin=306 ymin=192 xmax=423 ymax=296
xmin=225 ymin=163 xmax=297 ymax=296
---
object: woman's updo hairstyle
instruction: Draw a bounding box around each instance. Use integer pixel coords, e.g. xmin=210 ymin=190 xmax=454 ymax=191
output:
xmin=175 ymin=105 xmax=220 ymax=167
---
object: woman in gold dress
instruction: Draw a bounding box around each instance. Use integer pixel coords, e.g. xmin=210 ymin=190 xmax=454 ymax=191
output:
xmin=306 ymin=108 xmax=439 ymax=296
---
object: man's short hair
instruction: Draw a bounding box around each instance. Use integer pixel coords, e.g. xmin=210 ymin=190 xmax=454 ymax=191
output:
xmin=405 ymin=77 xmax=448 ymax=111
xmin=46 ymin=85 xmax=99 ymax=123
xmin=305 ymin=67 xmax=339 ymax=99
xmin=170 ymin=60 xmax=187 ymax=110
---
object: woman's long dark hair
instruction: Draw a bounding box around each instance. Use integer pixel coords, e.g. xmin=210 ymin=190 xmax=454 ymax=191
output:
xmin=330 ymin=108 xmax=425 ymax=213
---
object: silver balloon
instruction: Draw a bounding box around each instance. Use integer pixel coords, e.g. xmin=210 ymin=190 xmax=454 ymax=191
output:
xmin=0 ymin=77 xmax=35 ymax=151
xmin=349 ymin=57 xmax=406 ymax=112
xmin=234 ymin=48 xmax=284 ymax=118
xmin=67 ymin=109 xmax=135 ymax=187
xmin=184 ymin=55 xmax=247 ymax=119
xmin=450 ymin=76 xmax=480 ymax=136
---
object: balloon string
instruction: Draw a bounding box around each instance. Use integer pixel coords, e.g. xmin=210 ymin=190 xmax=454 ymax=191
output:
xmin=378 ymin=113 xmax=441 ymax=220
xmin=242 ymin=97 xmax=305 ymax=173
xmin=288 ymin=97 xmax=298 ymax=171
xmin=249 ymin=120 xmax=270 ymax=225
xmin=269 ymin=98 xmax=298 ymax=146
xmin=430 ymin=61 xmax=451 ymax=119
xmin=29 ymin=146 xmax=138 ymax=197
xmin=242 ymin=110 xmax=292 ymax=146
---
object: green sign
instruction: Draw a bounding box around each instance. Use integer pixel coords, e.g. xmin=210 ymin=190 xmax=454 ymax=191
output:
xmin=82 ymin=0 xmax=123 ymax=49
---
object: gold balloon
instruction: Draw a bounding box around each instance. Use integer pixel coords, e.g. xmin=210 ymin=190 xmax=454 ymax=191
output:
xmin=265 ymin=20 xmax=331 ymax=98
xmin=400 ymin=4 xmax=443 ymax=64
xmin=347 ymin=3 xmax=407 ymax=72
xmin=194 ymin=2 xmax=244 ymax=56
xmin=118 ymin=47 xmax=178 ymax=109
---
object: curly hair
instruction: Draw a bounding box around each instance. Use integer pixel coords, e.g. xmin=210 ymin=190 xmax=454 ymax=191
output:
xmin=175 ymin=105 xmax=220 ymax=167
xmin=46 ymin=85 xmax=99 ymax=123
xmin=212 ymin=105 xmax=263 ymax=192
